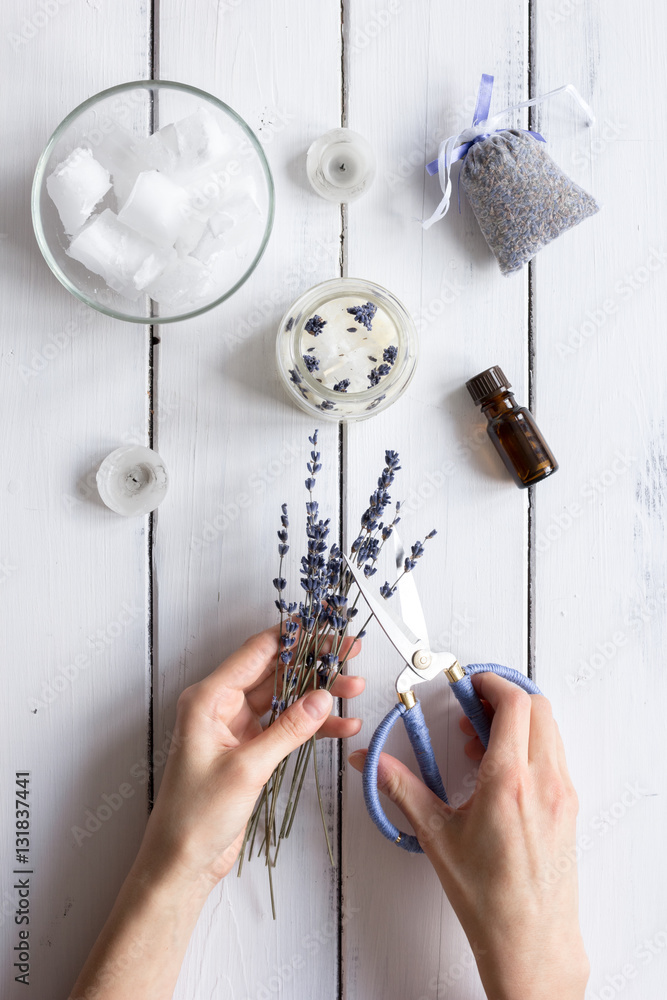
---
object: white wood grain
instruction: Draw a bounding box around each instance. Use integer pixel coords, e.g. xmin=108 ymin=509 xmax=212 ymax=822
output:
xmin=342 ymin=3 xmax=530 ymax=999
xmin=532 ymin=2 xmax=667 ymax=997
xmin=2 ymin=1 xmax=666 ymax=998
xmin=0 ymin=4 xmax=151 ymax=998
xmin=154 ymin=2 xmax=346 ymax=997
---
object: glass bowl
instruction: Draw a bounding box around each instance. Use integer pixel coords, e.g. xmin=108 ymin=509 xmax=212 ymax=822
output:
xmin=31 ymin=81 xmax=274 ymax=323
xmin=276 ymin=278 xmax=418 ymax=421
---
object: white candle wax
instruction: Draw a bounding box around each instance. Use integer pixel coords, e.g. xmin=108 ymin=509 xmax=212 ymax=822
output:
xmin=96 ymin=444 xmax=169 ymax=516
xmin=322 ymin=142 xmax=368 ymax=188
xmin=299 ymin=295 xmax=399 ymax=393
xmin=306 ymin=128 xmax=376 ymax=203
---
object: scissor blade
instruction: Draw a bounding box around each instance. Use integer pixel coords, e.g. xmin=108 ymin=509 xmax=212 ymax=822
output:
xmin=343 ymin=554 xmax=420 ymax=662
xmin=393 ymin=530 xmax=430 ymax=648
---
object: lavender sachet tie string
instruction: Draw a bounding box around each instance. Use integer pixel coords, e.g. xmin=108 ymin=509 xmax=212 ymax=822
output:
xmin=422 ymin=74 xmax=596 ymax=229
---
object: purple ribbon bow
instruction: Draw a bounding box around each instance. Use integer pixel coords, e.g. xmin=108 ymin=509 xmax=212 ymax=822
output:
xmin=426 ymin=73 xmax=545 ymax=177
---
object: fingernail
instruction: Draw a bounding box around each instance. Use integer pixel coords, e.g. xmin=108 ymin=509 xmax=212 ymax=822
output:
xmin=303 ymin=689 xmax=333 ymax=719
xmin=348 ymin=750 xmax=365 ymax=767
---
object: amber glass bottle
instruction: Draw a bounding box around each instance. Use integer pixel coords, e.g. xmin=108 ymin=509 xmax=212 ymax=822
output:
xmin=466 ymin=366 xmax=558 ymax=488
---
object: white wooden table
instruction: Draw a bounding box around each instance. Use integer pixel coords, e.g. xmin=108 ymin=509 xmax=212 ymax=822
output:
xmin=2 ymin=1 xmax=665 ymax=997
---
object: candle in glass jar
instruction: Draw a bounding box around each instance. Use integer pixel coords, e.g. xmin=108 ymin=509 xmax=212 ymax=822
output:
xmin=277 ymin=278 xmax=417 ymax=421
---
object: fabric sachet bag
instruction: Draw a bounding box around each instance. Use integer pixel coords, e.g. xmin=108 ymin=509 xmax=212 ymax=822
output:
xmin=424 ymin=75 xmax=599 ymax=274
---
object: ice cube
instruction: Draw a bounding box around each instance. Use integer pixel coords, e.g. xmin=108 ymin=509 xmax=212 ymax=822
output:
xmin=220 ymin=174 xmax=261 ymax=218
xmin=168 ymin=109 xmax=240 ymax=215
xmin=217 ymin=175 xmax=262 ymax=246
xmin=91 ymin=125 xmax=153 ymax=205
xmin=145 ymin=255 xmax=216 ymax=310
xmin=174 ymin=213 xmax=209 ymax=257
xmin=143 ymin=123 xmax=180 ymax=174
xmin=190 ymin=212 xmax=234 ymax=264
xmin=118 ymin=170 xmax=190 ymax=246
xmin=172 ymin=107 xmax=236 ymax=170
xmin=67 ymin=209 xmax=174 ymax=301
xmin=46 ymin=147 xmax=112 ymax=235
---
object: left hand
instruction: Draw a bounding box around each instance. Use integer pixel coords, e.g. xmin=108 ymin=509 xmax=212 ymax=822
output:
xmin=136 ymin=626 xmax=365 ymax=895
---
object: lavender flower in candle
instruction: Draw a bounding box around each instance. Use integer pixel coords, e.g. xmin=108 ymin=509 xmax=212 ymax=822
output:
xmin=333 ymin=379 xmax=350 ymax=393
xmin=303 ymin=353 xmax=320 ymax=373
xmin=304 ymin=314 xmax=327 ymax=336
xmin=346 ymin=301 xmax=377 ymax=331
xmin=383 ymin=344 xmax=398 ymax=365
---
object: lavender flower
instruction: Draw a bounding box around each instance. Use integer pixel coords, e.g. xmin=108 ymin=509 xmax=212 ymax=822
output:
xmin=243 ymin=431 xmax=436 ymax=910
xmin=303 ymin=353 xmax=320 ymax=373
xmin=333 ymin=379 xmax=350 ymax=393
xmin=305 ymin=314 xmax=326 ymax=336
xmin=347 ymin=301 xmax=377 ymax=331
xmin=403 ymin=533 xmax=436 ymax=572
xmin=383 ymin=345 xmax=398 ymax=365
xmin=275 ymin=598 xmax=298 ymax=613
xmin=380 ymin=581 xmax=396 ymax=599
xmin=318 ymin=652 xmax=339 ymax=681
xmin=286 ymin=317 xmax=294 ymax=331
xmin=368 ymin=364 xmax=389 ymax=386
xmin=289 ymin=368 xmax=302 ymax=385
xmin=347 ymin=327 xmax=357 ymax=333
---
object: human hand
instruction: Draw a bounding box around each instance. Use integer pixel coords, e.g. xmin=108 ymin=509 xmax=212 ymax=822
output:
xmin=349 ymin=674 xmax=589 ymax=1000
xmin=138 ymin=626 xmax=364 ymax=895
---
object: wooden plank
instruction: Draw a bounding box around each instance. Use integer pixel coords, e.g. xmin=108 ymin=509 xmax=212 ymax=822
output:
xmin=532 ymin=1 xmax=667 ymax=996
xmin=0 ymin=3 xmax=151 ymax=997
xmin=154 ymin=2 xmax=345 ymax=997
xmin=342 ymin=3 xmax=529 ymax=998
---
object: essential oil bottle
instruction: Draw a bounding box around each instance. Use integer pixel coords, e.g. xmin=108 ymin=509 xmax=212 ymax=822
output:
xmin=466 ymin=366 xmax=558 ymax=488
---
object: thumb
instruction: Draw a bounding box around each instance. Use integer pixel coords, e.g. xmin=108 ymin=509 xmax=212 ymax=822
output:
xmin=349 ymin=748 xmax=456 ymax=848
xmin=239 ymin=689 xmax=334 ymax=783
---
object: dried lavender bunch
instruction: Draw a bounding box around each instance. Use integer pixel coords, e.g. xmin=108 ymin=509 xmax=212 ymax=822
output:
xmin=237 ymin=431 xmax=435 ymax=916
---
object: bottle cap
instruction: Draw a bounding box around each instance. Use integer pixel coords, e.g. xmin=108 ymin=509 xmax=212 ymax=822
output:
xmin=465 ymin=366 xmax=511 ymax=404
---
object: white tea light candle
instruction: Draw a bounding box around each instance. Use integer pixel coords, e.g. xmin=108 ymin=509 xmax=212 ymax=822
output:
xmin=277 ymin=278 xmax=417 ymax=421
xmin=306 ymin=129 xmax=376 ymax=203
xmin=97 ymin=445 xmax=169 ymax=516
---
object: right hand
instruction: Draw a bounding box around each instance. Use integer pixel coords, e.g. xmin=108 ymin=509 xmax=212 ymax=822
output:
xmin=349 ymin=673 xmax=590 ymax=1000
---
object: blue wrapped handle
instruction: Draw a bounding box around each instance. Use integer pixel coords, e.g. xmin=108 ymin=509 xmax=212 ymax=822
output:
xmin=362 ymin=663 xmax=541 ymax=853
xmin=450 ymin=663 xmax=541 ymax=749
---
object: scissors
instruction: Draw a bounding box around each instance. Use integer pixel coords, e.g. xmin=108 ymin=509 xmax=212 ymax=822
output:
xmin=344 ymin=534 xmax=541 ymax=853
